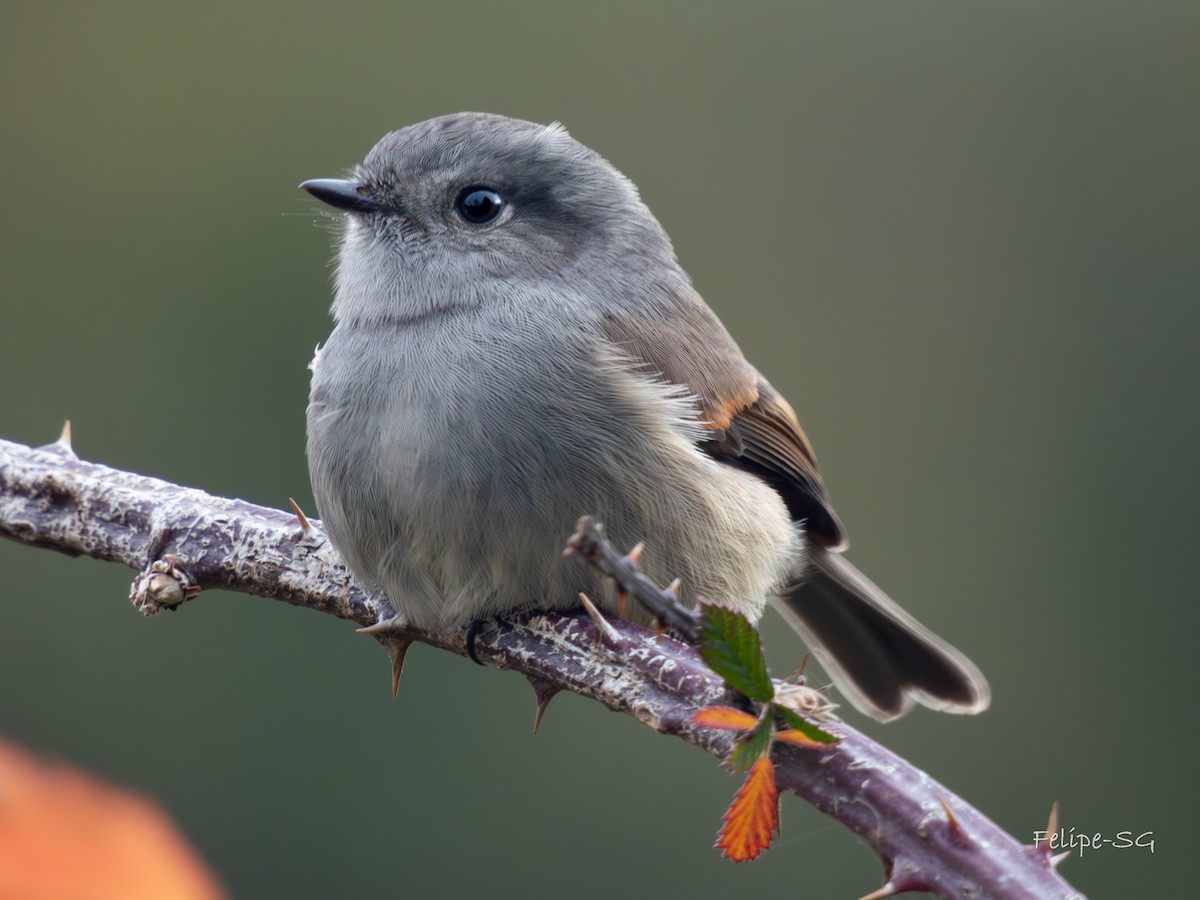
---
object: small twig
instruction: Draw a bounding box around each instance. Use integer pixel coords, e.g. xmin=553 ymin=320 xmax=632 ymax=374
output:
xmin=564 ymin=516 xmax=700 ymax=641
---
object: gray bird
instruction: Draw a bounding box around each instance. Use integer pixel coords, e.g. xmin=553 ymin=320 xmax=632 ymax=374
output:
xmin=301 ymin=112 xmax=990 ymax=721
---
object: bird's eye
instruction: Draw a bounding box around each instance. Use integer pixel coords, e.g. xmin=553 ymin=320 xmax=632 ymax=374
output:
xmin=455 ymin=187 xmax=505 ymax=225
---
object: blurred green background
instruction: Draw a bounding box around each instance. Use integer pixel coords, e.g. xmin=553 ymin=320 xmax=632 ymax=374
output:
xmin=2 ymin=2 xmax=1195 ymax=897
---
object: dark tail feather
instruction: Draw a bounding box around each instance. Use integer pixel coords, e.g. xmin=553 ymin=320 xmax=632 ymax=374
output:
xmin=771 ymin=547 xmax=990 ymax=721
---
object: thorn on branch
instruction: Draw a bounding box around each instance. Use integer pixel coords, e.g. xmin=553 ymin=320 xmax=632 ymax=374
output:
xmin=578 ymin=592 xmax=620 ymax=646
xmin=37 ymin=420 xmax=77 ymax=458
xmin=857 ymin=880 xmax=902 ymax=900
xmin=53 ymin=420 xmax=75 ymax=457
xmin=1039 ymin=801 xmax=1072 ymax=868
xmin=356 ymin=617 xmax=411 ymax=697
xmin=1041 ymin=801 xmax=1059 ymax=854
xmin=939 ymin=797 xmax=974 ymax=849
xmin=288 ymin=497 xmax=312 ymax=532
xmin=355 ymin=615 xmax=406 ymax=636
xmin=383 ymin=636 xmax=412 ymax=698
xmin=939 ymin=797 xmax=960 ymax=831
xmin=525 ymin=676 xmax=562 ymax=734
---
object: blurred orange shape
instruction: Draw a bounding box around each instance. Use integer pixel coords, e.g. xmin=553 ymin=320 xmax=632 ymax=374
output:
xmin=0 ymin=737 xmax=227 ymax=900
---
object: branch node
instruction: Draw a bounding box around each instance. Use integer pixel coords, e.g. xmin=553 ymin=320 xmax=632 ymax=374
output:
xmin=772 ymin=682 xmax=839 ymax=722
xmin=129 ymin=553 xmax=200 ymax=616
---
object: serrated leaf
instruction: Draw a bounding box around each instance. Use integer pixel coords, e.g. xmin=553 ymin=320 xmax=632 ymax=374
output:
xmin=727 ymin=715 xmax=773 ymax=772
xmin=697 ymin=603 xmax=773 ymax=702
xmin=716 ymin=756 xmax=779 ymax=862
xmin=773 ymin=704 xmax=839 ymax=745
xmin=689 ymin=706 xmax=758 ymax=731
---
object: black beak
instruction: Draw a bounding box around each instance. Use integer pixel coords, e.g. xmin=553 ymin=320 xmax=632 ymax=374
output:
xmin=300 ymin=178 xmax=392 ymax=214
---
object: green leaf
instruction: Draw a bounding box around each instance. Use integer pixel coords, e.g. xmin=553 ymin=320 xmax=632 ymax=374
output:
xmin=697 ymin=603 xmax=774 ymax=702
xmin=727 ymin=715 xmax=773 ymax=772
xmin=773 ymin=704 xmax=838 ymax=745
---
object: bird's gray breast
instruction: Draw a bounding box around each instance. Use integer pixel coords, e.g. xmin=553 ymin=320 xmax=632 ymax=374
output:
xmin=307 ymin=296 xmax=798 ymax=633
xmin=306 ymin=300 xmax=658 ymax=629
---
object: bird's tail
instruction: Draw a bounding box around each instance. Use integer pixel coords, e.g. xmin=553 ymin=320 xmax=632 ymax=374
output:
xmin=771 ymin=547 xmax=991 ymax=721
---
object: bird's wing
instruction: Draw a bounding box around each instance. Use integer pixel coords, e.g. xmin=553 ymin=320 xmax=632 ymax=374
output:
xmin=599 ymin=302 xmax=847 ymax=551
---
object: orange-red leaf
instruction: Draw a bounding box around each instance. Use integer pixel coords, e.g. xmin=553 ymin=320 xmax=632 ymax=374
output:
xmin=715 ymin=756 xmax=779 ymax=862
xmin=775 ymin=728 xmax=828 ymax=748
xmin=689 ymin=706 xmax=758 ymax=731
xmin=0 ymin=737 xmax=227 ymax=900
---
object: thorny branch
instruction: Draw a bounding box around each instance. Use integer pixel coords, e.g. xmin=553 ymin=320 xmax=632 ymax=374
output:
xmin=0 ymin=433 xmax=1084 ymax=900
